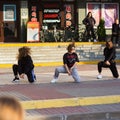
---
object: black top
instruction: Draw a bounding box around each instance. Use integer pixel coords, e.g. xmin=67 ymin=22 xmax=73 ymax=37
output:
xmin=104 ymin=47 xmax=116 ymax=62
xmin=82 ymin=17 xmax=96 ymax=27
xmin=112 ymin=23 xmax=120 ymax=35
xmin=18 ymin=55 xmax=34 ymax=74
xmin=63 ymin=52 xmax=79 ymax=68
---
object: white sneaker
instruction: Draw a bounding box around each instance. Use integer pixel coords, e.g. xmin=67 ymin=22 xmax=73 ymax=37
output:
xmin=94 ymin=39 xmax=97 ymax=42
xmin=97 ymin=74 xmax=102 ymax=79
xmin=51 ymin=78 xmax=58 ymax=83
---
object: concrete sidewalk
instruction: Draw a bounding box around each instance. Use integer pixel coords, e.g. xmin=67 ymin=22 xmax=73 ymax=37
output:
xmin=0 ymin=64 xmax=120 ymax=120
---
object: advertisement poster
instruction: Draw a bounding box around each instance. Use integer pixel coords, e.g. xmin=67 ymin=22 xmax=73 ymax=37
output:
xmin=3 ymin=5 xmax=16 ymax=21
xmin=87 ymin=3 xmax=101 ymax=26
xmin=102 ymin=3 xmax=119 ymax=28
xmin=87 ymin=3 xmax=119 ymax=28
xmin=27 ymin=22 xmax=39 ymax=42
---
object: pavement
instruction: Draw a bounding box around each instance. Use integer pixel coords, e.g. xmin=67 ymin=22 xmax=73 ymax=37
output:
xmin=0 ymin=64 xmax=120 ymax=120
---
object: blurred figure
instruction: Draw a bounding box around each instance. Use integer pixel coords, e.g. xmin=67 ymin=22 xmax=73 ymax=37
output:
xmin=12 ymin=46 xmax=36 ymax=83
xmin=51 ymin=43 xmax=80 ymax=83
xmin=97 ymin=40 xmax=119 ymax=79
xmin=111 ymin=18 xmax=120 ymax=46
xmin=82 ymin=12 xmax=96 ymax=42
xmin=0 ymin=96 xmax=24 ymax=120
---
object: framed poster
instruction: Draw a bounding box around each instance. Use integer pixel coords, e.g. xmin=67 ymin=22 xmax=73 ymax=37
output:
xmin=87 ymin=3 xmax=119 ymax=28
xmin=87 ymin=3 xmax=101 ymax=26
xmin=102 ymin=3 xmax=119 ymax=28
xmin=3 ymin=5 xmax=16 ymax=21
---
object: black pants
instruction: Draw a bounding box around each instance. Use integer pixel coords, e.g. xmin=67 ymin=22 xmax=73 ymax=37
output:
xmin=12 ymin=64 xmax=35 ymax=83
xmin=98 ymin=61 xmax=119 ymax=78
xmin=86 ymin=26 xmax=96 ymax=40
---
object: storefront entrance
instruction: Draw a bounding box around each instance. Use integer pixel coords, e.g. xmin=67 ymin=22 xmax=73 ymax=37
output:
xmin=0 ymin=0 xmax=20 ymax=42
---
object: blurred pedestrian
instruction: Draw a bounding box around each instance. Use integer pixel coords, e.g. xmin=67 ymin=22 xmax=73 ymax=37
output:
xmin=51 ymin=43 xmax=80 ymax=83
xmin=111 ymin=18 xmax=120 ymax=46
xmin=97 ymin=40 xmax=119 ymax=79
xmin=12 ymin=46 xmax=36 ymax=83
xmin=82 ymin=12 xmax=96 ymax=42
xmin=0 ymin=96 xmax=24 ymax=120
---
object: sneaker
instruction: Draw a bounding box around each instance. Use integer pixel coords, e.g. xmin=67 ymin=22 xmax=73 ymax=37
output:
xmin=51 ymin=78 xmax=58 ymax=83
xmin=97 ymin=74 xmax=102 ymax=79
xmin=94 ymin=39 xmax=97 ymax=42
xmin=34 ymin=75 xmax=36 ymax=81
xmin=12 ymin=77 xmax=20 ymax=82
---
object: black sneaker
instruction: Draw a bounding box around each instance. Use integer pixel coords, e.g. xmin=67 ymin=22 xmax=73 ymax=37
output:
xmin=34 ymin=75 xmax=36 ymax=81
xmin=12 ymin=77 xmax=20 ymax=82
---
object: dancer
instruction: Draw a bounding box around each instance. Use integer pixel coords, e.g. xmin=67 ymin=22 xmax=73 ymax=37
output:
xmin=12 ymin=46 xmax=36 ymax=83
xmin=51 ymin=43 xmax=80 ymax=83
xmin=97 ymin=40 xmax=119 ymax=79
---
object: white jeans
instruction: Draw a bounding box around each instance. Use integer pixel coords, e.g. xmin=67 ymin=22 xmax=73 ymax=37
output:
xmin=53 ymin=66 xmax=80 ymax=82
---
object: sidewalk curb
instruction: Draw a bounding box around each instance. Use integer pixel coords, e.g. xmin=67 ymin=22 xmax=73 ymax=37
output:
xmin=25 ymin=111 xmax=120 ymax=120
xmin=21 ymin=95 xmax=120 ymax=110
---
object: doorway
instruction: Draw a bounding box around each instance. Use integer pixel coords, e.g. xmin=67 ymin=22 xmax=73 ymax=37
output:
xmin=0 ymin=1 xmax=20 ymax=42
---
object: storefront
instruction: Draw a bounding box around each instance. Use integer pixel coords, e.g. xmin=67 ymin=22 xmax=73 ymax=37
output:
xmin=0 ymin=0 xmax=119 ymax=42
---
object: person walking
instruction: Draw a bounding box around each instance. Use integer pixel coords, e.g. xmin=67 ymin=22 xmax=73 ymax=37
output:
xmin=51 ymin=43 xmax=80 ymax=83
xmin=12 ymin=46 xmax=36 ymax=83
xmin=97 ymin=40 xmax=119 ymax=79
xmin=111 ymin=18 xmax=120 ymax=46
xmin=82 ymin=12 xmax=96 ymax=42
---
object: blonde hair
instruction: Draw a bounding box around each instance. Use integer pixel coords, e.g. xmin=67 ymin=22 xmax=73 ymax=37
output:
xmin=0 ymin=96 xmax=24 ymax=120
xmin=17 ymin=46 xmax=31 ymax=60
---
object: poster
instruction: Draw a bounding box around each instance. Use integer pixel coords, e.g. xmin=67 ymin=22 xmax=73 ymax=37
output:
xmin=87 ymin=3 xmax=119 ymax=28
xmin=102 ymin=3 xmax=119 ymax=28
xmin=87 ymin=3 xmax=101 ymax=26
xmin=27 ymin=22 xmax=39 ymax=42
xmin=3 ymin=5 xmax=16 ymax=21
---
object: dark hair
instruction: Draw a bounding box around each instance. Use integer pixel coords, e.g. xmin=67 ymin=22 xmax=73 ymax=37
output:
xmin=87 ymin=12 xmax=92 ymax=18
xmin=17 ymin=46 xmax=31 ymax=60
xmin=67 ymin=43 xmax=75 ymax=52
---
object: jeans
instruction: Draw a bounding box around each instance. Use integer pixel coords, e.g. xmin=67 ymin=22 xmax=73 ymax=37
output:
xmin=54 ymin=66 xmax=80 ymax=82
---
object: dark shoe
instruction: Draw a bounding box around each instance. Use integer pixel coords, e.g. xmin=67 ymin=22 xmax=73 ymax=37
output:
xmin=12 ymin=77 xmax=19 ymax=82
xmin=34 ymin=75 xmax=36 ymax=81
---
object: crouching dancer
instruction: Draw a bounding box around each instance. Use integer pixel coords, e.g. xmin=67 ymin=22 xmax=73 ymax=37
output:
xmin=12 ymin=46 xmax=36 ymax=83
xmin=97 ymin=40 xmax=119 ymax=79
xmin=51 ymin=43 xmax=80 ymax=83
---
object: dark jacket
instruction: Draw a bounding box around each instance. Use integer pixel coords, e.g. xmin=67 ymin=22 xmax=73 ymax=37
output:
xmin=18 ymin=55 xmax=34 ymax=74
xmin=82 ymin=17 xmax=96 ymax=27
xmin=112 ymin=23 xmax=120 ymax=36
xmin=104 ymin=47 xmax=116 ymax=62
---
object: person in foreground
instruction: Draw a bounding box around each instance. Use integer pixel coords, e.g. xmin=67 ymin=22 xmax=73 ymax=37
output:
xmin=97 ymin=40 xmax=119 ymax=79
xmin=51 ymin=43 xmax=80 ymax=83
xmin=0 ymin=96 xmax=24 ymax=120
xmin=12 ymin=46 xmax=36 ymax=83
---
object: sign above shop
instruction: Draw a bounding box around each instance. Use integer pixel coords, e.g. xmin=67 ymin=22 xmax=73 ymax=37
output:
xmin=43 ymin=3 xmax=60 ymax=23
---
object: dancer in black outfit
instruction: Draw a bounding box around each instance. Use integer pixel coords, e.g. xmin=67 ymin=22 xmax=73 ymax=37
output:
xmin=97 ymin=40 xmax=119 ymax=79
xmin=12 ymin=46 xmax=36 ymax=83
